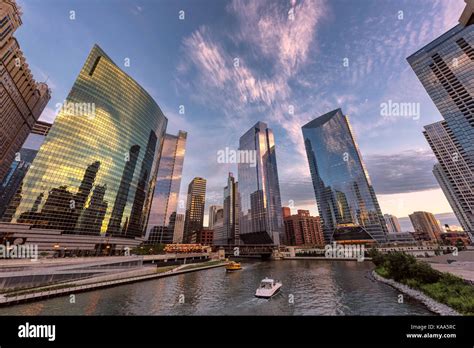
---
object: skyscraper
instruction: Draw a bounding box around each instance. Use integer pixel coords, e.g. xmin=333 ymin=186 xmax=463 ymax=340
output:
xmin=208 ymin=205 xmax=223 ymax=230
xmin=223 ymin=172 xmax=240 ymax=245
xmin=238 ymin=122 xmax=283 ymax=245
xmin=146 ymin=131 xmax=187 ymax=244
xmin=0 ymin=121 xmax=52 ymax=219
xmin=423 ymin=121 xmax=474 ymax=236
xmin=302 ymin=109 xmax=388 ymax=243
xmin=172 ymin=213 xmax=185 ymax=243
xmin=0 ymin=0 xmax=51 ymax=182
xmin=409 ymin=211 xmax=443 ymax=241
xmin=384 ymin=214 xmax=402 ymax=233
xmin=3 ymin=45 xmax=167 ymax=238
xmin=183 ymin=177 xmax=206 ymax=243
xmin=407 ymin=1 xmax=474 ymax=241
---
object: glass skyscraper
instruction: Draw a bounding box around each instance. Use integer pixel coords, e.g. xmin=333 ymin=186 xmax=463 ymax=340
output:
xmin=302 ymin=109 xmax=388 ymax=243
xmin=238 ymin=122 xmax=283 ymax=245
xmin=3 ymin=45 xmax=167 ymax=239
xmin=408 ymin=2 xmax=474 ymax=239
xmin=146 ymin=131 xmax=187 ymax=244
xmin=0 ymin=121 xmax=52 ymax=219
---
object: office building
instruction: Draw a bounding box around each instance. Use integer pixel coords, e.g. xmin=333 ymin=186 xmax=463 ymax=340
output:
xmin=408 ymin=1 xmax=474 ymax=168
xmin=183 ymin=177 xmax=206 ymax=243
xmin=384 ymin=214 xmax=402 ymax=233
xmin=2 ymin=45 xmax=167 ymax=239
xmin=172 ymin=213 xmax=185 ymax=243
xmin=408 ymin=0 xmax=474 ymax=242
xmin=146 ymin=131 xmax=187 ymax=244
xmin=208 ymin=205 xmax=222 ymax=230
xmin=283 ymin=209 xmax=324 ymax=246
xmin=238 ymin=122 xmax=284 ymax=245
xmin=0 ymin=121 xmax=52 ymax=219
xmin=222 ymin=172 xmax=240 ymax=245
xmin=196 ymin=228 xmax=213 ymax=246
xmin=409 ymin=211 xmax=443 ymax=241
xmin=423 ymin=121 xmax=474 ymax=239
xmin=302 ymin=109 xmax=388 ymax=243
xmin=0 ymin=0 xmax=51 ymax=182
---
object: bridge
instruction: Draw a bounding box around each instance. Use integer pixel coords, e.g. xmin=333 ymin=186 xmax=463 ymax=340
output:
xmin=213 ymin=244 xmax=277 ymax=259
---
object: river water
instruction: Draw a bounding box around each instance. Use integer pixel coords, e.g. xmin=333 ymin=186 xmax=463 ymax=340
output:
xmin=0 ymin=260 xmax=433 ymax=315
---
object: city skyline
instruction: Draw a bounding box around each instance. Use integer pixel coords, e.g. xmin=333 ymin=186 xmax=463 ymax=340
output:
xmin=14 ymin=0 xmax=467 ymax=227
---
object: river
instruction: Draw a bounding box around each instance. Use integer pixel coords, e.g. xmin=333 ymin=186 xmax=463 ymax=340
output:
xmin=0 ymin=260 xmax=433 ymax=315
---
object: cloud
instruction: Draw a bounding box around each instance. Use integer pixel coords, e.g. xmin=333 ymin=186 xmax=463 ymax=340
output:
xmin=365 ymin=149 xmax=439 ymax=194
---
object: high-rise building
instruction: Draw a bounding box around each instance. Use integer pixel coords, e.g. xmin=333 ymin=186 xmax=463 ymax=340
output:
xmin=208 ymin=205 xmax=222 ymax=230
xmin=302 ymin=109 xmax=388 ymax=244
xmin=172 ymin=213 xmax=185 ymax=243
xmin=283 ymin=209 xmax=324 ymax=246
xmin=408 ymin=1 xmax=474 ymax=168
xmin=407 ymin=1 xmax=474 ymax=241
xmin=0 ymin=121 xmax=52 ymax=218
xmin=223 ymin=172 xmax=240 ymax=245
xmin=238 ymin=122 xmax=283 ymax=245
xmin=2 ymin=45 xmax=167 ymax=238
xmin=0 ymin=0 xmax=51 ymax=182
xmin=146 ymin=131 xmax=187 ymax=244
xmin=423 ymin=122 xmax=474 ymax=236
xmin=384 ymin=214 xmax=402 ymax=233
xmin=409 ymin=211 xmax=443 ymax=241
xmin=183 ymin=177 xmax=206 ymax=243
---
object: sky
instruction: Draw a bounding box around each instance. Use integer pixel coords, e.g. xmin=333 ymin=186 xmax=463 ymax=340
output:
xmin=16 ymin=0 xmax=466 ymax=229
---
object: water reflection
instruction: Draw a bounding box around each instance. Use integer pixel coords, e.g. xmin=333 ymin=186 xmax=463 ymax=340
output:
xmin=0 ymin=261 xmax=433 ymax=316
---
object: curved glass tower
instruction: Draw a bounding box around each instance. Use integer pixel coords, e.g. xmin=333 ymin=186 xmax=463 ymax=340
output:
xmin=302 ymin=109 xmax=387 ymax=243
xmin=3 ymin=45 xmax=167 ymax=238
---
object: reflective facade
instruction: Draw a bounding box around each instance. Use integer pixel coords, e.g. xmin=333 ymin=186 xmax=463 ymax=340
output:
xmin=302 ymin=109 xmax=388 ymax=243
xmin=238 ymin=122 xmax=283 ymax=245
xmin=146 ymin=131 xmax=187 ymax=244
xmin=0 ymin=121 xmax=52 ymax=218
xmin=408 ymin=3 xmax=474 ymax=239
xmin=183 ymin=177 xmax=206 ymax=243
xmin=0 ymin=0 xmax=51 ymax=182
xmin=3 ymin=45 xmax=167 ymax=238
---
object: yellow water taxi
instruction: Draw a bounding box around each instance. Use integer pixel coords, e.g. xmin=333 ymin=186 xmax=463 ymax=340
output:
xmin=226 ymin=261 xmax=242 ymax=272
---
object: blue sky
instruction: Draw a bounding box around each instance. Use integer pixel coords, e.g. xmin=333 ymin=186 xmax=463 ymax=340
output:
xmin=16 ymin=0 xmax=466 ymax=228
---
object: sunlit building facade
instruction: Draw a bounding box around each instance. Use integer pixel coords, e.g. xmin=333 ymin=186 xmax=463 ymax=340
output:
xmin=302 ymin=109 xmax=388 ymax=243
xmin=3 ymin=45 xmax=167 ymax=239
xmin=283 ymin=209 xmax=324 ymax=246
xmin=146 ymin=131 xmax=187 ymax=244
xmin=409 ymin=211 xmax=443 ymax=242
xmin=0 ymin=0 xmax=51 ymax=182
xmin=183 ymin=177 xmax=206 ymax=243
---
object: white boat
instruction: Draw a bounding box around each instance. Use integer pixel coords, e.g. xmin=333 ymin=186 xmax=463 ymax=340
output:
xmin=255 ymin=278 xmax=282 ymax=298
